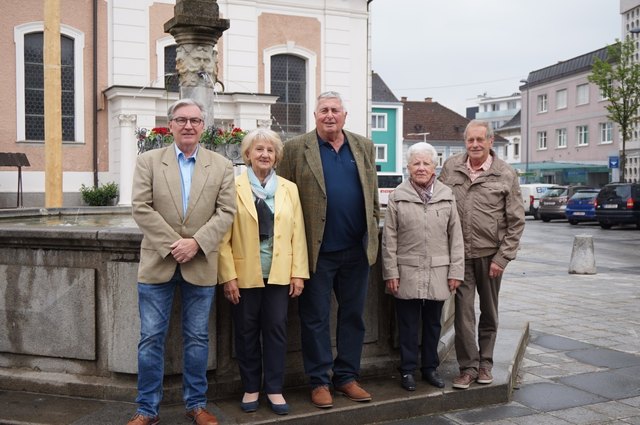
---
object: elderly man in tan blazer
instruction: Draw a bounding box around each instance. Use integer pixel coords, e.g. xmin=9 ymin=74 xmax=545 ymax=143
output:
xmin=277 ymin=91 xmax=379 ymax=409
xmin=129 ymin=99 xmax=236 ymax=425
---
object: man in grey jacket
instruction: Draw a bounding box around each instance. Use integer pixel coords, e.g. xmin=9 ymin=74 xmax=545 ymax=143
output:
xmin=439 ymin=120 xmax=525 ymax=390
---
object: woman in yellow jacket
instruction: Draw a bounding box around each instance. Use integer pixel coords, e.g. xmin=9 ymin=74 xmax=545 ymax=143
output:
xmin=218 ymin=128 xmax=309 ymax=415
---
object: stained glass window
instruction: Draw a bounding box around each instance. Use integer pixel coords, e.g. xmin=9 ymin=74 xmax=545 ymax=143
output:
xmin=24 ymin=33 xmax=74 ymax=141
xmin=270 ymin=54 xmax=306 ymax=139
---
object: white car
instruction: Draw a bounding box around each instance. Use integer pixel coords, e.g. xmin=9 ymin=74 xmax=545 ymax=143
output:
xmin=520 ymin=183 xmax=555 ymax=220
xmin=377 ymin=173 xmax=404 ymax=206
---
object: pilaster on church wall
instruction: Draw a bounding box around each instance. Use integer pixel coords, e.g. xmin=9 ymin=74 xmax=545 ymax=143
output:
xmin=217 ymin=1 xmax=259 ymax=95
xmin=109 ymin=0 xmax=156 ymax=87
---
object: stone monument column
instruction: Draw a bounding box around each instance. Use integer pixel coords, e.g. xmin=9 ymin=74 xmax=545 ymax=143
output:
xmin=164 ymin=0 xmax=229 ymax=128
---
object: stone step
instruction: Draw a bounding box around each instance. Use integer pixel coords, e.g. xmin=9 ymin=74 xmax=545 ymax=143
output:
xmin=0 ymin=321 xmax=528 ymax=425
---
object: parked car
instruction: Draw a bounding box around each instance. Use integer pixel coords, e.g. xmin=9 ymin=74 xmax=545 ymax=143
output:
xmin=377 ymin=173 xmax=404 ymax=206
xmin=595 ymin=182 xmax=640 ymax=229
xmin=520 ymin=183 xmax=555 ymax=219
xmin=565 ymin=189 xmax=600 ymax=225
xmin=539 ymin=185 xmax=596 ymax=222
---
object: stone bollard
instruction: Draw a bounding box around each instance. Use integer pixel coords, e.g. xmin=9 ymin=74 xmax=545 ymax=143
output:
xmin=568 ymin=235 xmax=597 ymax=274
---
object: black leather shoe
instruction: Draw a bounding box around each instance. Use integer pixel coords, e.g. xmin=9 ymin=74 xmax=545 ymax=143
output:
xmin=401 ymin=373 xmax=416 ymax=391
xmin=423 ymin=370 xmax=445 ymax=388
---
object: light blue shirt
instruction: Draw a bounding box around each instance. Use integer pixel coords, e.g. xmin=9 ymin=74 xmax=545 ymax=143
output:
xmin=174 ymin=144 xmax=198 ymax=218
xmin=259 ymin=195 xmax=276 ymax=278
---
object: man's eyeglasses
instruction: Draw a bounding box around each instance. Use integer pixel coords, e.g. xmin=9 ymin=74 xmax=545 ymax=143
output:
xmin=172 ymin=117 xmax=204 ymax=127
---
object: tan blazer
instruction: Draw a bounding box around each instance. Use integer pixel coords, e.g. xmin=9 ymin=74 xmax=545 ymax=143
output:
xmin=132 ymin=146 xmax=237 ymax=286
xmin=277 ymin=129 xmax=380 ymax=273
xmin=218 ymin=172 xmax=309 ymax=287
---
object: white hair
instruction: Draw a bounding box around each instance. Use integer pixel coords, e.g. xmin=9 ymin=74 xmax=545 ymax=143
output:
xmin=406 ymin=142 xmax=438 ymax=165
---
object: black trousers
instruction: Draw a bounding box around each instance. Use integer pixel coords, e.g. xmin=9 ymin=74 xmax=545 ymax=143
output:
xmin=231 ymin=284 xmax=289 ymax=394
xmin=395 ymin=298 xmax=444 ymax=375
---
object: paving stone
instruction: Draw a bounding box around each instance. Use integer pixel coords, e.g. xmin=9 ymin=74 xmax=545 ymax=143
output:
xmin=509 ymin=413 xmax=574 ymax=424
xmin=534 ymin=352 xmax=580 ymax=365
xmin=512 ymin=382 xmax=607 ymax=412
xmin=447 ymin=403 xmax=534 ymax=423
xmin=613 ymin=365 xmax=640 ymax=379
xmin=560 ymin=371 xmax=640 ymax=400
xmin=521 ymin=365 xmax=565 ymax=379
xmin=620 ymin=397 xmax=640 ymax=408
xmin=363 ymin=415 xmax=457 ymax=425
xmin=566 ymin=348 xmax=640 ymax=369
xmin=586 ymin=401 xmax=640 ymax=419
xmin=548 ymin=406 xmax=610 ymax=424
xmin=530 ymin=335 xmax=593 ymax=352
xmin=517 ymin=372 xmax=553 ymax=385
xmin=551 ymin=361 xmax=602 ymax=375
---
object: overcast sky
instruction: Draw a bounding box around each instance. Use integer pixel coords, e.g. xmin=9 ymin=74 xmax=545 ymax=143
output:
xmin=371 ymin=0 xmax=622 ymax=116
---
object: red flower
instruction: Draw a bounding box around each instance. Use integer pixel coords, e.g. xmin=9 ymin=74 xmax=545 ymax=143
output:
xmin=152 ymin=127 xmax=170 ymax=135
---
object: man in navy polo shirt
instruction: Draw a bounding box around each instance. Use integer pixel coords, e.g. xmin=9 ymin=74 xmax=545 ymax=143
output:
xmin=278 ymin=91 xmax=380 ymax=409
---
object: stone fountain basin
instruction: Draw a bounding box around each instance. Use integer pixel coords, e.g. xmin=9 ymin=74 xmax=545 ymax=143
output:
xmin=0 ymin=206 xmax=138 ymax=229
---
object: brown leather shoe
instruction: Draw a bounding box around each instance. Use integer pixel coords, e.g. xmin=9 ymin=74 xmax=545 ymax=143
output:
xmin=477 ymin=367 xmax=493 ymax=384
xmin=126 ymin=413 xmax=159 ymax=425
xmin=185 ymin=407 xmax=218 ymax=425
xmin=334 ymin=381 xmax=372 ymax=402
xmin=311 ymin=385 xmax=333 ymax=408
xmin=452 ymin=372 xmax=475 ymax=389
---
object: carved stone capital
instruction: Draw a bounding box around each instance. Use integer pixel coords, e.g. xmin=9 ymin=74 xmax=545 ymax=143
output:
xmin=117 ymin=114 xmax=137 ymax=127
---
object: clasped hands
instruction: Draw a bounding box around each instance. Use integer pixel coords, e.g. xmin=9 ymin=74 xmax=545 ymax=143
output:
xmin=170 ymin=238 xmax=199 ymax=264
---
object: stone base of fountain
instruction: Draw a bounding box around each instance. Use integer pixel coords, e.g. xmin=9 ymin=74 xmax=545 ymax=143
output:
xmin=0 ymin=207 xmax=453 ymax=402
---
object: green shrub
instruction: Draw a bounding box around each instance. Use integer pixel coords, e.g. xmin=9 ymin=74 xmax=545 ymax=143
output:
xmin=80 ymin=182 xmax=119 ymax=206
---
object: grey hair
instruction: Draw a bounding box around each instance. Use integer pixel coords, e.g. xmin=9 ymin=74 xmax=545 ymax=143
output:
xmin=315 ymin=91 xmax=347 ymax=112
xmin=240 ymin=128 xmax=284 ymax=167
xmin=407 ymin=142 xmax=438 ymax=165
xmin=464 ymin=119 xmax=493 ymax=140
xmin=167 ymin=98 xmax=206 ymax=121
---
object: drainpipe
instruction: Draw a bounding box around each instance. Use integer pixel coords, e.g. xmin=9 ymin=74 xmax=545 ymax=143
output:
xmin=92 ymin=0 xmax=98 ymax=186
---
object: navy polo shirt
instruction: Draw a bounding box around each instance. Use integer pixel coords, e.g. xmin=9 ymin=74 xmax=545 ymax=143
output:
xmin=318 ymin=132 xmax=366 ymax=253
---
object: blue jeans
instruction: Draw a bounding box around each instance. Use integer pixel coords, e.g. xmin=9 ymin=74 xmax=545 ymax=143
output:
xmin=135 ymin=267 xmax=215 ymax=417
xmin=298 ymin=245 xmax=369 ymax=387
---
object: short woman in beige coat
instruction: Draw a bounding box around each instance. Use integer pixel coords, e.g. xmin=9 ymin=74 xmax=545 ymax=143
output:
xmin=382 ymin=142 xmax=464 ymax=391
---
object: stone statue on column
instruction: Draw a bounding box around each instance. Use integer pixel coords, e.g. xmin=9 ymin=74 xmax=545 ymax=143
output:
xmin=164 ymin=0 xmax=229 ymax=90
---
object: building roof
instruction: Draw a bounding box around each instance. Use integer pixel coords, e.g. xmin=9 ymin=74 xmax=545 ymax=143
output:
xmin=402 ymin=98 xmax=468 ymax=142
xmin=521 ymin=45 xmax=615 ymax=89
xmin=372 ymin=72 xmax=399 ymax=103
xmin=498 ymin=110 xmax=521 ymax=131
xmin=401 ymin=98 xmax=508 ymax=144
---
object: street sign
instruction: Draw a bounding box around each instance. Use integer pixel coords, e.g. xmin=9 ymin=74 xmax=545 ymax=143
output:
xmin=609 ymin=156 xmax=619 ymax=169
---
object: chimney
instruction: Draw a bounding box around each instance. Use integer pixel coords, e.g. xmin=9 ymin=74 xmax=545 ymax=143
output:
xmin=401 ymin=96 xmax=407 ymax=102
xmin=425 ymin=97 xmax=432 ymax=103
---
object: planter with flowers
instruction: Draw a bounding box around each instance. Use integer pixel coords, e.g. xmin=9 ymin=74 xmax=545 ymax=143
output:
xmin=200 ymin=126 xmax=247 ymax=163
xmin=136 ymin=127 xmax=173 ymax=154
xmin=136 ymin=125 xmax=247 ymax=163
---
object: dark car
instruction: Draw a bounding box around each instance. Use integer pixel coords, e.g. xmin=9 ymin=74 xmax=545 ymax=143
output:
xmin=595 ymin=182 xmax=640 ymax=229
xmin=565 ymin=189 xmax=600 ymax=225
xmin=539 ymin=185 xmax=596 ymax=222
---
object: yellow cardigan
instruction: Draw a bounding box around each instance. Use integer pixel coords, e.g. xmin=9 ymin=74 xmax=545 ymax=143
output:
xmin=218 ymin=171 xmax=309 ymax=287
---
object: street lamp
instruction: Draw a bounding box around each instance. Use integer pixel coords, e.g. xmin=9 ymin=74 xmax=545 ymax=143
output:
xmin=520 ymin=78 xmax=529 ymax=183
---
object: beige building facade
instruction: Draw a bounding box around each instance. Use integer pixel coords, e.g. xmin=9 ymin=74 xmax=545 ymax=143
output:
xmin=0 ymin=0 xmax=373 ymax=207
